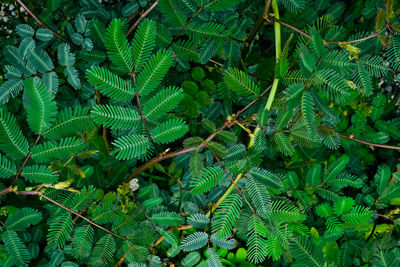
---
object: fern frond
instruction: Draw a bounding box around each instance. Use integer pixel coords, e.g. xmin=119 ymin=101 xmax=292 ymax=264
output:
xmin=158 ymin=0 xmax=187 ymax=27
xmin=324 ymin=155 xmax=349 ymax=182
xmin=387 ymin=36 xmax=400 ymax=71
xmin=188 ymin=213 xmax=210 ymax=230
xmin=91 ymin=200 xmax=123 ymax=224
xmin=207 ymin=247 xmax=223 ymax=267
xmin=4 ymin=45 xmax=36 ymax=76
xmin=279 ymin=0 xmax=307 ymax=13
xmin=203 ymin=0 xmax=241 ymax=11
xmin=21 ymin=165 xmax=58 ymax=184
xmin=352 ymin=62 xmax=373 ymax=96
xmin=137 ymin=49 xmax=173 ymax=96
xmin=246 ymin=175 xmax=271 ymax=218
xmin=111 ymin=134 xmax=149 ymax=160
xmin=151 ymin=119 xmax=188 ymax=144
xmin=187 ymin=22 xmax=228 ymax=44
xmin=142 ymin=86 xmax=184 ymax=120
xmin=105 ymin=19 xmax=133 ymax=73
xmin=273 ymin=132 xmax=294 ymax=156
xmin=172 ymin=40 xmax=199 ymax=62
xmin=181 ymin=232 xmax=208 ymax=251
xmin=374 ymin=164 xmax=391 ymax=195
xmin=2 ymin=230 xmax=31 ymax=266
xmin=88 ymin=234 xmax=116 ymax=266
xmin=0 ymin=79 xmax=24 ymax=104
xmin=31 ymin=137 xmax=85 ymax=163
xmin=27 ymin=48 xmax=54 ymax=72
xmin=0 ymin=153 xmax=16 ymax=178
xmin=86 ymin=66 xmax=134 ymax=101
xmin=72 ymin=224 xmax=94 ymax=260
xmin=91 ymin=104 xmax=139 ymax=129
xmin=246 ymin=214 xmax=268 ymax=264
xmin=5 ymin=207 xmax=42 ymax=231
xmin=301 ymin=90 xmax=316 ymax=137
xmin=191 ymin=167 xmax=224 ymax=194
xmin=269 ymin=201 xmax=306 ymax=223
xmin=314 ymin=68 xmax=349 ymax=103
xmin=43 ymin=106 xmax=95 ymax=140
xmin=290 ymin=236 xmax=325 ymax=267
xmin=224 ymin=68 xmax=260 ymax=97
xmin=151 ymin=211 xmax=184 ymax=226
xmin=47 ymin=213 xmax=74 ymax=248
xmin=212 ymin=194 xmax=242 ymax=238
xmin=132 ymin=19 xmax=156 ymax=72
xmin=341 ymin=206 xmax=372 ymax=224
xmin=190 ymin=149 xmax=204 ymax=178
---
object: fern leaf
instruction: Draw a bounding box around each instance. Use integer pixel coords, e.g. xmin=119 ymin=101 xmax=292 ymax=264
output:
xmin=88 ymin=234 xmax=116 ymax=266
xmin=2 ymin=230 xmax=31 ymax=266
xmin=47 ymin=213 xmax=74 ymax=248
xmin=142 ymin=86 xmax=184 ymax=120
xmin=190 ymin=149 xmax=204 ymax=178
xmin=27 ymin=48 xmax=54 ymax=72
xmin=191 ymin=167 xmax=224 ymax=194
xmin=273 ymin=132 xmax=294 ymax=156
xmin=324 ymin=155 xmax=349 ymax=182
xmin=0 ymin=79 xmax=24 ymax=104
xmin=91 ymin=200 xmax=123 ymax=224
xmin=187 ymin=22 xmax=227 ymax=44
xmin=31 ymin=137 xmax=85 ymax=163
xmin=105 ymin=19 xmax=133 ymax=73
xmin=210 ymin=234 xmax=236 ymax=250
xmin=203 ymin=0 xmax=241 ymax=11
xmin=290 ymin=236 xmax=325 ymax=267
xmin=306 ymin=163 xmax=321 ymax=186
xmin=43 ymin=106 xmax=95 ymax=140
xmin=352 ymin=62 xmax=373 ymax=96
xmin=224 ymin=68 xmax=260 ymax=97
xmin=374 ymin=164 xmax=391 ymax=195
xmin=151 ymin=211 xmax=184 ymax=226
xmin=89 ymin=18 xmax=107 ymax=48
xmin=270 ymin=201 xmax=306 ymax=223
xmin=301 ymin=90 xmax=315 ymax=137
xmin=387 ymin=36 xmax=400 ymax=71
xmin=181 ymin=232 xmax=208 ymax=251
xmin=132 ymin=19 xmax=156 ymax=72
xmin=137 ymin=49 xmax=173 ymax=96
xmin=207 ymin=248 xmax=223 ymax=267
xmin=23 ymin=77 xmax=57 ymax=134
xmin=111 ymin=134 xmax=149 ymax=160
xmin=151 ymin=119 xmax=188 ymax=144
xmin=86 ymin=66 xmax=134 ymax=101
xmin=246 ymin=175 xmax=271 ymax=218
xmin=158 ymin=0 xmax=187 ymax=27
xmin=5 ymin=207 xmax=42 ymax=231
xmin=72 ymin=224 xmax=94 ymax=260
xmin=57 ymin=44 xmax=76 ymax=67
xmin=0 ymin=153 xmax=16 ymax=178
xmin=341 ymin=206 xmax=372 ymax=223
xmin=4 ymin=45 xmax=36 ymax=76
xmin=91 ymin=104 xmax=139 ymax=129
xmin=21 ymin=165 xmax=58 ymax=184
xmin=212 ymin=194 xmax=242 ymax=238
xmin=279 ymin=0 xmax=307 ymax=13
xmin=246 ymin=214 xmax=268 ymax=264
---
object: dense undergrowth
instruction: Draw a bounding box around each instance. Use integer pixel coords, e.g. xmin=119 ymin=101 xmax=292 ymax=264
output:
xmin=0 ymin=0 xmax=400 ymax=266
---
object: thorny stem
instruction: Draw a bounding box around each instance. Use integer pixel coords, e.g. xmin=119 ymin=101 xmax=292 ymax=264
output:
xmin=135 ymin=93 xmax=160 ymax=154
xmin=16 ymin=0 xmax=79 ymax=49
xmin=339 ymin=134 xmax=400 ymax=150
xmin=127 ymin=0 xmax=159 ymax=37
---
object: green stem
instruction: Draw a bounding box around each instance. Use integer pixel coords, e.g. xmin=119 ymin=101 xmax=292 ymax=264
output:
xmin=205 ymin=174 xmax=243 ymax=217
xmin=264 ymin=0 xmax=281 ymax=111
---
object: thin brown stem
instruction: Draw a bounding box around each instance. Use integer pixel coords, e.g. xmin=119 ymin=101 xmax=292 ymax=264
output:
xmin=241 ymin=0 xmax=272 ymax=60
xmin=339 ymin=134 xmax=400 ymax=150
xmin=135 ymin=93 xmax=160 ymax=154
xmin=127 ymin=1 xmax=159 ymax=37
xmin=13 ymin=134 xmax=41 ymax=185
xmin=15 ymin=190 xmax=127 ymax=240
xmin=209 ymin=150 xmax=255 ymax=213
xmin=120 ymin=84 xmax=272 ymax=186
xmin=16 ymin=0 xmax=79 ymax=49
xmin=54 ymin=154 xmax=76 ymax=175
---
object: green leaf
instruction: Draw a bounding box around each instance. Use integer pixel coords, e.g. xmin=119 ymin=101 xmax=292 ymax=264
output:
xmin=106 ymin=19 xmax=133 ymax=73
xmin=151 ymin=119 xmax=188 ymax=144
xmin=88 ymin=234 xmax=116 ymax=266
xmin=2 ymin=230 xmax=31 ymax=266
xmin=212 ymin=194 xmax=242 ymax=238
xmin=0 ymin=153 xmax=17 ymax=178
xmin=91 ymin=104 xmax=140 ymax=129
xmin=23 ymin=77 xmax=57 ymax=134
xmin=181 ymin=232 xmax=208 ymax=251
xmin=191 ymin=167 xmax=224 ymax=194
xmin=250 ymin=167 xmax=283 ymax=190
xmin=334 ymin=197 xmax=354 ymax=216
xmin=142 ymin=86 xmax=184 ymax=120
xmin=47 ymin=213 xmax=74 ymax=249
xmin=151 ymin=212 xmax=184 ymax=226
xmin=72 ymin=225 xmax=94 ymax=260
xmin=136 ymin=49 xmax=173 ymax=96
xmin=111 ymin=134 xmax=149 ymax=160
xmin=132 ymin=19 xmax=156 ymax=72
xmin=306 ymin=163 xmax=321 ymax=186
xmin=224 ymin=68 xmax=260 ymax=97
xmin=31 ymin=137 xmax=85 ymax=163
xmin=86 ymin=66 xmax=134 ymax=101
xmin=5 ymin=208 xmax=42 ymax=231
xmin=21 ymin=165 xmax=58 ymax=184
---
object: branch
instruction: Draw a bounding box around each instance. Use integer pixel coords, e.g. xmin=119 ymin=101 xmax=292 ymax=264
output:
xmin=127 ymin=1 xmax=159 ymax=37
xmin=121 ymin=84 xmax=272 ymax=185
xmin=16 ymin=0 xmax=79 ymax=49
xmin=339 ymin=134 xmax=400 ymax=150
xmin=266 ymin=15 xmax=390 ymax=45
xmin=241 ymin=0 xmax=272 ymax=61
xmin=13 ymin=134 xmax=41 ymax=185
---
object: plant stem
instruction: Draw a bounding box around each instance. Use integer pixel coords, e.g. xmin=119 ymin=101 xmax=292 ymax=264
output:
xmin=16 ymin=0 xmax=79 ymax=49
xmin=13 ymin=134 xmax=41 ymax=185
xmin=339 ymin=134 xmax=400 ymax=150
xmin=264 ymin=0 xmax=281 ymax=111
xmin=205 ymin=174 xmax=243 ymax=217
xmin=127 ymin=1 xmax=159 ymax=37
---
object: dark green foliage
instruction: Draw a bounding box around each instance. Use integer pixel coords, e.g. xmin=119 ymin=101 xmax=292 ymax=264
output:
xmin=0 ymin=0 xmax=400 ymax=266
